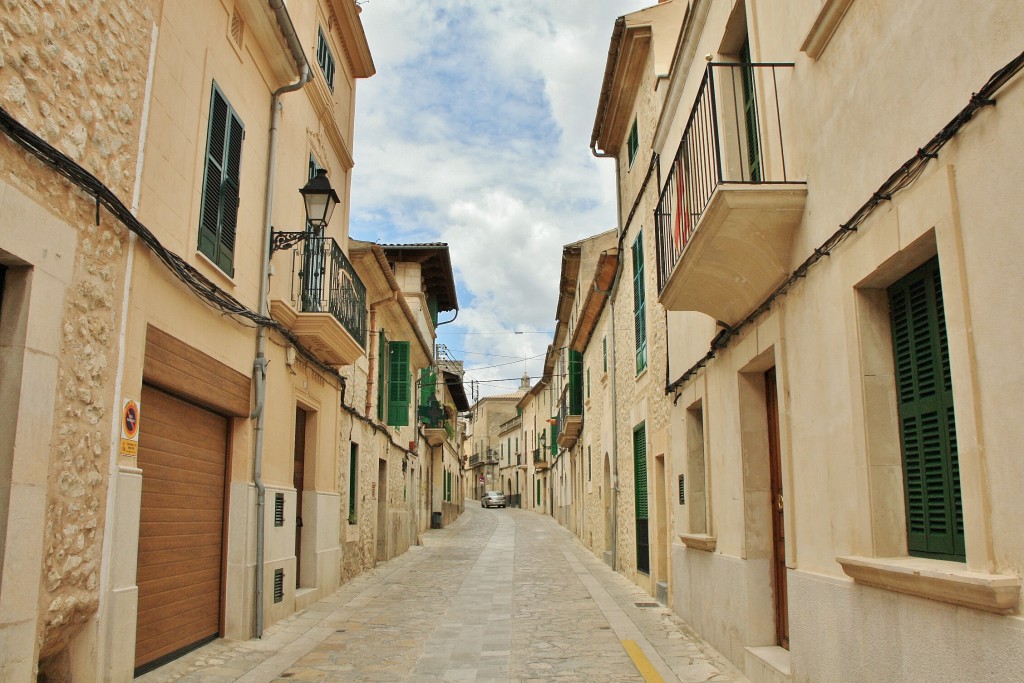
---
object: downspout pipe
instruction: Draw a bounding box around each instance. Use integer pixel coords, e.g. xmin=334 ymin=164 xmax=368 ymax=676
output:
xmin=253 ymin=0 xmax=311 ymax=639
xmin=593 ymin=138 xmax=624 ymax=571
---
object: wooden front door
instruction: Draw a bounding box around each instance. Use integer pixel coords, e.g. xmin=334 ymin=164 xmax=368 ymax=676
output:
xmin=136 ymin=385 xmax=227 ymax=673
xmin=764 ymin=367 xmax=789 ymax=649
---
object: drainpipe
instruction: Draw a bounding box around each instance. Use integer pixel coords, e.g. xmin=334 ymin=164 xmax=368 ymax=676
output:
xmin=253 ymin=0 xmax=311 ymax=639
xmin=593 ymin=140 xmax=624 ymax=570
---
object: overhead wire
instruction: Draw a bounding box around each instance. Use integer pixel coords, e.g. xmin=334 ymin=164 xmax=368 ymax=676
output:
xmin=0 ymin=103 xmax=347 ymax=387
xmin=667 ymin=49 xmax=1024 ymax=394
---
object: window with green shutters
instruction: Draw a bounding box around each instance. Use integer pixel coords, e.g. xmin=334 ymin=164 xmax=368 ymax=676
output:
xmin=549 ymin=422 xmax=558 ymax=456
xmin=376 ymin=330 xmax=387 ymax=421
xmin=198 ymin=83 xmax=244 ymax=276
xmin=420 ymin=367 xmax=436 ymax=407
xmin=348 ymin=444 xmax=358 ymax=524
xmin=627 ymin=116 xmax=639 ymax=168
xmin=569 ymin=350 xmax=583 ymax=415
xmin=888 ymin=256 xmax=964 ymax=561
xmin=387 ymin=341 xmax=410 ymax=427
xmin=633 ymin=422 xmax=650 ymax=573
xmin=632 ymin=233 xmax=648 ymax=374
xmin=602 ymin=336 xmax=607 ymax=372
xmin=316 ymin=26 xmax=336 ymax=92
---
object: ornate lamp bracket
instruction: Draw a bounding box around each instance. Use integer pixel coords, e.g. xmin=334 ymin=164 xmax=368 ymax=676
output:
xmin=270 ymin=228 xmax=309 ymax=254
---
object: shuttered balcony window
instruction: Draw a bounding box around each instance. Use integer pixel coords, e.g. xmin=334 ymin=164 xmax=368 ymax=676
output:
xmin=316 ymin=26 xmax=336 ymax=92
xmin=632 ymin=232 xmax=648 ymax=374
xmin=888 ymin=256 xmax=964 ymax=561
xmin=387 ymin=341 xmax=410 ymax=427
xmin=198 ymin=83 xmax=244 ymax=276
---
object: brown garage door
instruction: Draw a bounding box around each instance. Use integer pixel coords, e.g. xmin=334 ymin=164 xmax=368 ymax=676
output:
xmin=135 ymin=385 xmax=228 ymax=673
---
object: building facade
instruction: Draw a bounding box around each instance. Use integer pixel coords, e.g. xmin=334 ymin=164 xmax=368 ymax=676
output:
xmin=1 ymin=1 xmax=469 ymax=679
xmin=0 ymin=2 xmax=158 ymax=679
xmin=579 ymin=0 xmax=1024 ymax=681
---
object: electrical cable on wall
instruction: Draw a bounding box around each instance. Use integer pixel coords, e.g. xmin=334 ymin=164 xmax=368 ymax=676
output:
xmin=0 ymin=103 xmax=347 ymax=388
xmin=667 ymin=49 xmax=1024 ymax=396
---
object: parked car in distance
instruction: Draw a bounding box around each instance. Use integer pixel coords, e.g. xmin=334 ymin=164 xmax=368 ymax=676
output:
xmin=481 ymin=491 xmax=506 ymax=508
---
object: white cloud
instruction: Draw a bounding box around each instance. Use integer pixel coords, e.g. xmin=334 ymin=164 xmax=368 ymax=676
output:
xmin=351 ymin=0 xmax=652 ymax=395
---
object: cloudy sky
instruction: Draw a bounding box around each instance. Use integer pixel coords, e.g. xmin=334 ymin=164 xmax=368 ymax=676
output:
xmin=350 ymin=1 xmax=651 ymax=398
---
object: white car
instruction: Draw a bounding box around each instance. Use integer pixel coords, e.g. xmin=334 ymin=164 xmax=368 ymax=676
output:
xmin=481 ymin=491 xmax=506 ymax=508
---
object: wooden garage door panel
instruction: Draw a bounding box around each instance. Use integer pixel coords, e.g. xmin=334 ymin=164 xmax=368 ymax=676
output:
xmin=139 ymin=427 xmax=229 ymax=462
xmin=136 ymin=385 xmax=227 ymax=672
xmin=135 ymin=608 xmax=219 ymax=662
xmin=138 ymin=531 xmax=222 ymax=553
xmin=135 ymin=575 xmax=222 ymax=616
xmin=135 ymin=590 xmax=218 ymax=628
xmin=139 ymin=491 xmax=225 ymax=512
xmin=139 ymin=458 xmax=226 ymax=485
xmin=136 ymin=554 xmax=224 ymax=584
xmin=138 ymin=543 xmax=221 ymax=572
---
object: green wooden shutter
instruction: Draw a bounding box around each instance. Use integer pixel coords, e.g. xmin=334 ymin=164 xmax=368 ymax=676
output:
xmin=633 ymin=422 xmax=650 ymax=574
xmin=377 ymin=330 xmax=387 ymax=421
xmin=387 ymin=341 xmax=410 ymax=427
xmin=569 ymin=350 xmax=583 ymax=414
xmin=633 ymin=423 xmax=648 ymax=520
xmin=420 ymin=367 xmax=436 ymax=408
xmin=198 ymin=83 xmax=243 ymax=276
xmin=550 ymin=422 xmax=558 ymax=456
xmin=888 ymin=257 xmax=964 ymax=561
xmin=632 ymin=233 xmax=648 ymax=374
xmin=739 ymin=40 xmax=761 ymax=182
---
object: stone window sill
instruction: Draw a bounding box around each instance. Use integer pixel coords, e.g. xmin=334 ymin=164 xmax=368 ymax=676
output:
xmin=679 ymin=533 xmax=717 ymax=552
xmin=837 ymin=555 xmax=1020 ymax=614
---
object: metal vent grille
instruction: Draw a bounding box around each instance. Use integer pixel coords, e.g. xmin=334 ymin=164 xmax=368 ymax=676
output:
xmin=274 ymin=492 xmax=285 ymax=527
xmin=678 ymin=474 xmax=685 ymax=505
xmin=273 ymin=568 xmax=284 ymax=603
xmin=229 ymin=8 xmax=244 ymax=49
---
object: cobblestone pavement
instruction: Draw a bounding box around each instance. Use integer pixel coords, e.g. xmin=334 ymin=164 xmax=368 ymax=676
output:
xmin=138 ymin=504 xmax=747 ymax=683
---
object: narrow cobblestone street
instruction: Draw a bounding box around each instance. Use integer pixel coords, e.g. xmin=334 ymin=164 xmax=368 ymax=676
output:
xmin=138 ymin=505 xmax=747 ymax=683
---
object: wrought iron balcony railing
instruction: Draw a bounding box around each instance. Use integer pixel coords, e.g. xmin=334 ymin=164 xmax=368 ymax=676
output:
xmin=290 ymin=234 xmax=367 ymax=348
xmin=655 ymin=62 xmax=799 ymax=296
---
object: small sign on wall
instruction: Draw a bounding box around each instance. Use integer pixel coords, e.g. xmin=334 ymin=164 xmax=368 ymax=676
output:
xmin=120 ymin=399 xmax=140 ymax=456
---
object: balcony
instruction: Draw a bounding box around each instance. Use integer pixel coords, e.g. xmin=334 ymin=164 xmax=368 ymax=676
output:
xmin=655 ymin=63 xmax=806 ymax=327
xmin=270 ymin=235 xmax=367 ymax=365
xmin=468 ymin=449 xmax=500 ymax=468
xmin=533 ymin=448 xmax=550 ymax=471
xmin=556 ymin=395 xmax=582 ymax=451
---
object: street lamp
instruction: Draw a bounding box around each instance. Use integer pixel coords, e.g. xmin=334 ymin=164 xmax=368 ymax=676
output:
xmin=270 ymin=169 xmax=341 ymax=253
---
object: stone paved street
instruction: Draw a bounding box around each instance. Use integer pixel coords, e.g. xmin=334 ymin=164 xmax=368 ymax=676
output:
xmin=139 ymin=505 xmax=747 ymax=683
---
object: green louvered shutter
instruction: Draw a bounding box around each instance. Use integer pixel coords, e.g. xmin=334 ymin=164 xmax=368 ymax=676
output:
xmin=633 ymin=423 xmax=650 ymax=573
xmin=550 ymin=422 xmax=559 ymax=456
xmin=569 ymin=350 xmax=583 ymax=414
xmin=632 ymin=233 xmax=648 ymax=374
xmin=198 ymin=83 xmax=243 ymax=276
xmin=387 ymin=341 xmax=410 ymax=427
xmin=377 ymin=331 xmax=387 ymax=421
xmin=888 ymin=257 xmax=964 ymax=561
xmin=420 ymin=367 xmax=436 ymax=407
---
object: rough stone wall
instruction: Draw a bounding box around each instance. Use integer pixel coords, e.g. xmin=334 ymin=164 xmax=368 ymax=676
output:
xmin=0 ymin=0 xmax=156 ymax=669
xmin=581 ymin=326 xmax=608 ymax=557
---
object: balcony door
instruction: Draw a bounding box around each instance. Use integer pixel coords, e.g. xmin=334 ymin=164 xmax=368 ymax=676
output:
xmin=302 ymin=156 xmax=326 ymax=312
xmin=739 ymin=40 xmax=761 ymax=182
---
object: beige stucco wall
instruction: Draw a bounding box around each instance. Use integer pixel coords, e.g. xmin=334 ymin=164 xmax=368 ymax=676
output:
xmin=657 ymin=1 xmax=1024 ymax=680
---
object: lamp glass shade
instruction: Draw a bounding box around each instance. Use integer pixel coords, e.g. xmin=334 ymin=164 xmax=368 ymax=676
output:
xmin=300 ymin=169 xmax=340 ymax=228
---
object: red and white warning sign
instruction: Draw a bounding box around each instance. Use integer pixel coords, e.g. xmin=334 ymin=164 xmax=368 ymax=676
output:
xmin=120 ymin=399 xmax=140 ymax=456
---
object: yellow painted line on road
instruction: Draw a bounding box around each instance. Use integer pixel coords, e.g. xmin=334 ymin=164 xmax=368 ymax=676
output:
xmin=621 ymin=640 xmax=665 ymax=683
